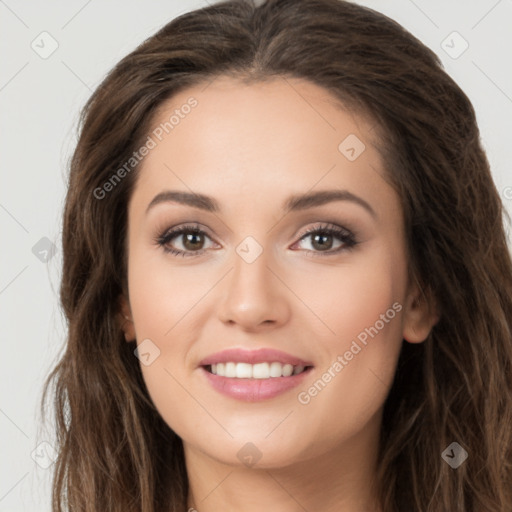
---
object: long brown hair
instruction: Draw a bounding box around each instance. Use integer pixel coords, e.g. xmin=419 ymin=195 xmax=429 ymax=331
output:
xmin=41 ymin=0 xmax=512 ymax=510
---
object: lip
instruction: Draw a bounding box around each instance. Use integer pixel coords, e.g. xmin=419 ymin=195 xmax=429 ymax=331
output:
xmin=200 ymin=366 xmax=313 ymax=401
xmin=198 ymin=348 xmax=314 ymax=402
xmin=198 ymin=348 xmax=313 ymax=367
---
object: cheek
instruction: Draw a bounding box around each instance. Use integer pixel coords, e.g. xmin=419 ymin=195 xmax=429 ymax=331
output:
xmin=290 ymin=250 xmax=406 ymax=452
xmin=128 ymin=248 xmax=211 ymax=340
xmin=127 ymin=251 xmax=217 ymax=432
xmin=289 ymin=242 xmax=406 ymax=350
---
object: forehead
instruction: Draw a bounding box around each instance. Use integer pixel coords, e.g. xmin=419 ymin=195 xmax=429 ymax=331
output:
xmin=130 ymin=76 xmax=395 ymax=218
xmin=152 ymin=75 xmax=378 ymax=156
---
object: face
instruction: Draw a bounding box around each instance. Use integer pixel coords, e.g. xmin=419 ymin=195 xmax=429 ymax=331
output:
xmin=121 ymin=76 xmax=435 ymax=469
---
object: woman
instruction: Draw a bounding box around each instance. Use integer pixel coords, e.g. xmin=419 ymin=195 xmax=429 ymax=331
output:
xmin=42 ymin=0 xmax=512 ymax=510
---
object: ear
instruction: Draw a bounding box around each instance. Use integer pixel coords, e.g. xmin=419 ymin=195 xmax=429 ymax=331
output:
xmin=118 ymin=294 xmax=136 ymax=342
xmin=402 ymin=277 xmax=440 ymax=344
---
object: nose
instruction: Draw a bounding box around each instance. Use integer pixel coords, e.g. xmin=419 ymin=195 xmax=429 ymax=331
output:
xmin=217 ymin=245 xmax=291 ymax=331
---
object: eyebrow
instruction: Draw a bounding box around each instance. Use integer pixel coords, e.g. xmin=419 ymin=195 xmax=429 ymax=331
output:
xmin=146 ymin=189 xmax=376 ymax=218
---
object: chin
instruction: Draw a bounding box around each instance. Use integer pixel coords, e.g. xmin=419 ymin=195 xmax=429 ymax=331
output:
xmin=186 ymin=433 xmax=315 ymax=470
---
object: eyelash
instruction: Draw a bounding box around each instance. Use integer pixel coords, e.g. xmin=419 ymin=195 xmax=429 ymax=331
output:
xmin=155 ymin=222 xmax=358 ymax=258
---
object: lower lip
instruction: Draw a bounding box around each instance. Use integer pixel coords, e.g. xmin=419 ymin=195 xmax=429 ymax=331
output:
xmin=200 ymin=366 xmax=313 ymax=402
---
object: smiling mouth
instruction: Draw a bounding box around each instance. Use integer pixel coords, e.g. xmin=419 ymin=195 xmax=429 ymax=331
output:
xmin=204 ymin=362 xmax=313 ymax=379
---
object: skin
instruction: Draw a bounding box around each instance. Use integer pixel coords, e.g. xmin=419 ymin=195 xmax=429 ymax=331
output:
xmin=120 ymin=76 xmax=438 ymax=512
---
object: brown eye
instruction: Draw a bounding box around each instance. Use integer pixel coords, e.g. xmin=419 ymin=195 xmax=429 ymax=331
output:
xmin=310 ymin=232 xmax=334 ymax=251
xmin=156 ymin=225 xmax=217 ymax=257
xmin=181 ymin=231 xmax=205 ymax=251
xmin=293 ymin=224 xmax=357 ymax=255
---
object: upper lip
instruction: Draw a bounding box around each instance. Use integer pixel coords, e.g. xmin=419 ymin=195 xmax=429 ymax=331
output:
xmin=199 ymin=348 xmax=313 ymax=367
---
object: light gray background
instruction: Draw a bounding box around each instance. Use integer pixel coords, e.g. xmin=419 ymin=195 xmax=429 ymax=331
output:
xmin=1 ymin=0 xmax=511 ymax=510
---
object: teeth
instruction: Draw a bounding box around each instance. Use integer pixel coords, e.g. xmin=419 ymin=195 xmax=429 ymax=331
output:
xmin=225 ymin=362 xmax=236 ymax=378
xmin=252 ymin=362 xmax=270 ymax=379
xmin=293 ymin=365 xmax=305 ymax=375
xmin=269 ymin=362 xmax=282 ymax=377
xmin=236 ymin=363 xmax=252 ymax=378
xmin=209 ymin=362 xmax=308 ymax=378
